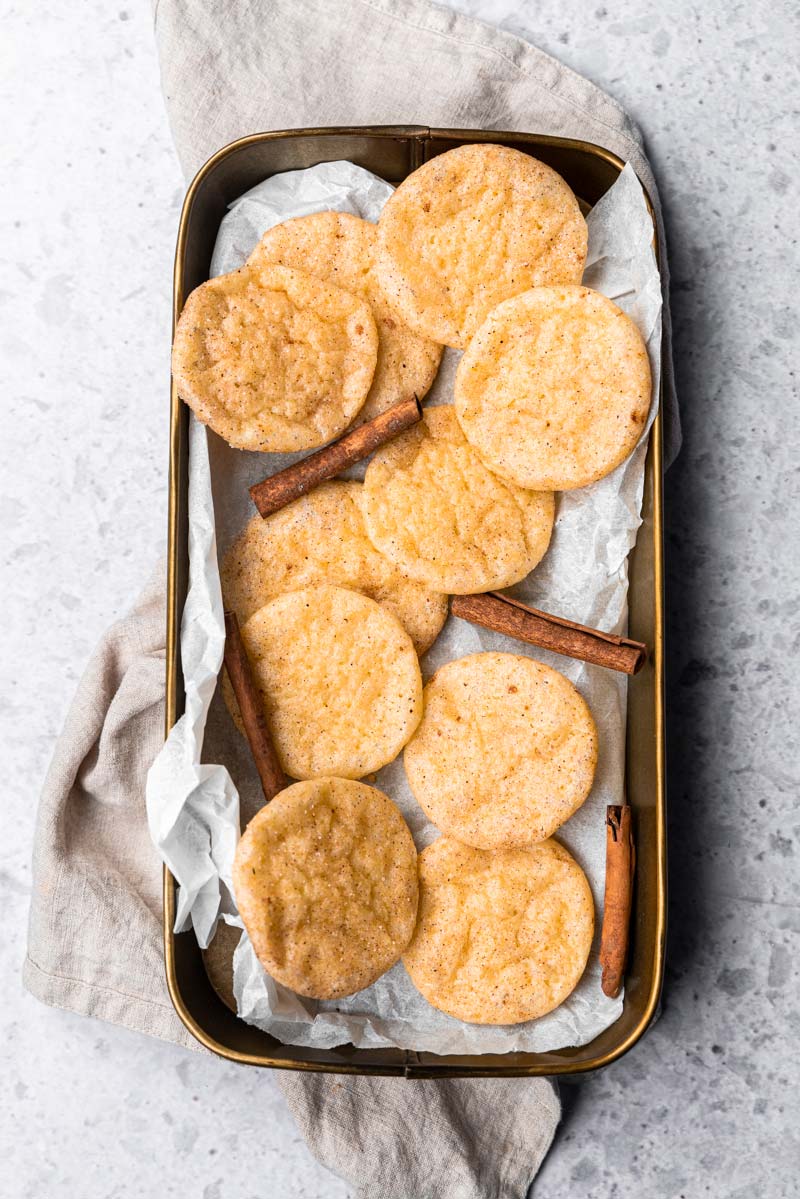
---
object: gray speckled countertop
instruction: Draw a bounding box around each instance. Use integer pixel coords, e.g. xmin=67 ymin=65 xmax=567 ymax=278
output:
xmin=2 ymin=2 xmax=798 ymax=1196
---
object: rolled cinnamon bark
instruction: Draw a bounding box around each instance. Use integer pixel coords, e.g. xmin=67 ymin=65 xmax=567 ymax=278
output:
xmin=249 ymin=394 xmax=423 ymax=518
xmin=450 ymin=592 xmax=647 ymax=676
xmin=599 ymin=805 xmax=635 ymax=998
xmin=223 ymin=610 xmax=286 ymax=803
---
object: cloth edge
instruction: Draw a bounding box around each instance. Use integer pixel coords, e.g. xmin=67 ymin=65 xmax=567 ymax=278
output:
xmin=23 ymin=953 xmax=204 ymax=1053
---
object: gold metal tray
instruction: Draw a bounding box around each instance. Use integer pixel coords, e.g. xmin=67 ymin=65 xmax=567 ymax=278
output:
xmin=164 ymin=127 xmax=666 ymax=1076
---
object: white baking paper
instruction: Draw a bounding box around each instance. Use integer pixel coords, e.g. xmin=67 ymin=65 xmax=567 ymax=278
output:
xmin=146 ymin=159 xmax=661 ymax=1054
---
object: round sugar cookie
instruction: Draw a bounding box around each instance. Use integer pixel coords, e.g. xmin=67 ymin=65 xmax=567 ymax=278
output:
xmin=233 ymin=778 xmax=419 ymax=999
xmin=404 ymin=653 xmax=597 ymax=849
xmin=171 ymin=263 xmax=378 ymax=451
xmin=403 ymin=836 xmax=594 ymax=1024
xmin=361 ymin=405 xmax=554 ymax=594
xmin=221 ymin=481 xmax=447 ymax=655
xmin=455 ymin=285 xmax=652 ymax=491
xmin=248 ymin=212 xmax=442 ymax=423
xmin=376 ymin=143 xmax=587 ymax=349
xmin=223 ymin=584 xmax=422 ymax=779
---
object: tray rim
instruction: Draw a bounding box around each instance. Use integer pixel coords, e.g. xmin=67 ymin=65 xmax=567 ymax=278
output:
xmin=163 ymin=125 xmax=666 ymax=1076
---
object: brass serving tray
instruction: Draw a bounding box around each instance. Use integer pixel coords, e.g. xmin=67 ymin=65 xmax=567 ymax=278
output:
xmin=164 ymin=127 xmax=666 ymax=1076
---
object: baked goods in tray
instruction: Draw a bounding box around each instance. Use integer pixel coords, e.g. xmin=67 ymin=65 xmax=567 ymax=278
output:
xmin=171 ymin=263 xmax=378 ymax=451
xmin=375 ymin=143 xmax=587 ymax=349
xmin=404 ymin=652 xmax=597 ymax=849
xmin=402 ymin=836 xmax=594 ymax=1024
xmin=222 ymin=584 xmax=422 ymax=779
xmin=455 ymin=285 xmax=651 ymax=490
xmin=202 ymin=143 xmax=656 ymax=1026
xmin=220 ymin=481 xmax=447 ymax=655
xmin=233 ymin=778 xmax=418 ymax=999
xmin=248 ymin=211 xmax=442 ymax=424
xmin=361 ymin=405 xmax=554 ymax=594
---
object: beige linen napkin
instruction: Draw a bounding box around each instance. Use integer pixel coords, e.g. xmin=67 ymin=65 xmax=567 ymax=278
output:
xmin=27 ymin=2 xmax=677 ymax=1194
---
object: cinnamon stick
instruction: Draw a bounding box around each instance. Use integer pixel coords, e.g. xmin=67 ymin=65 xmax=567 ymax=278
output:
xmin=223 ymin=610 xmax=286 ymax=802
xmin=249 ymin=394 xmax=423 ymax=518
xmin=599 ymin=805 xmax=635 ymax=998
xmin=450 ymin=592 xmax=647 ymax=676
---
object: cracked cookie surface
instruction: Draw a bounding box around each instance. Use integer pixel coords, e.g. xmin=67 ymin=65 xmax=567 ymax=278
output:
xmin=220 ymin=481 xmax=447 ymax=655
xmin=404 ymin=652 xmax=597 ymax=849
xmin=248 ymin=212 xmax=442 ymax=424
xmin=233 ymin=778 xmax=419 ymax=999
xmin=171 ymin=263 xmax=378 ymax=451
xmin=455 ymin=285 xmax=652 ymax=490
xmin=222 ymin=584 xmax=422 ymax=779
xmin=376 ymin=143 xmax=587 ymax=349
xmin=403 ymin=836 xmax=594 ymax=1023
xmin=361 ymin=405 xmax=554 ymax=594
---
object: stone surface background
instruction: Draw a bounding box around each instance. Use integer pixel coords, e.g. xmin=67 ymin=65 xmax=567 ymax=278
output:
xmin=2 ymin=2 xmax=798 ymax=1196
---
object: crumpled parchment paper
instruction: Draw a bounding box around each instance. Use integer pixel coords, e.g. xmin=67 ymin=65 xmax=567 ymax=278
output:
xmin=147 ymin=158 xmax=661 ymax=1054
